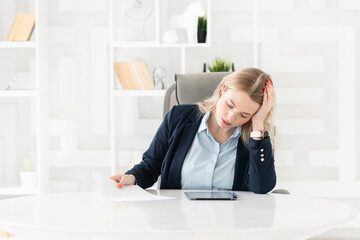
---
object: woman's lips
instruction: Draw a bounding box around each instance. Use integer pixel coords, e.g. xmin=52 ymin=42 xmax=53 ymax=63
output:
xmin=221 ymin=118 xmax=231 ymax=126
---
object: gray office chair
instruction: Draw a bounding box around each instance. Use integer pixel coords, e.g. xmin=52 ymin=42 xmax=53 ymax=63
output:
xmin=163 ymin=72 xmax=229 ymax=118
xmin=163 ymin=72 xmax=290 ymax=195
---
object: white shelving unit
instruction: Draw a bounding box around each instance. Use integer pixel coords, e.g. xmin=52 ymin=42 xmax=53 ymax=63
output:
xmin=109 ymin=0 xmax=211 ymax=175
xmin=0 ymin=90 xmax=38 ymax=97
xmin=111 ymin=42 xmax=211 ymax=48
xmin=0 ymin=0 xmax=43 ymax=196
xmin=0 ymin=41 xmax=37 ymax=48
xmin=0 ymin=187 xmax=38 ymax=196
xmin=113 ymin=90 xmax=166 ymax=97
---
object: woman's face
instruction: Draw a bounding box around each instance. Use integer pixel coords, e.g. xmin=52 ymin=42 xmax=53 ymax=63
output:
xmin=215 ymin=85 xmax=260 ymax=128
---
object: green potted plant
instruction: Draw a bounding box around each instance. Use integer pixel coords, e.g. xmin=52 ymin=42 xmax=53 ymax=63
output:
xmin=207 ymin=58 xmax=232 ymax=72
xmin=197 ymin=16 xmax=207 ymax=43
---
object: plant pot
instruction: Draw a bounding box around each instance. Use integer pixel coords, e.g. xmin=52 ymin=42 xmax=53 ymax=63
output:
xmin=19 ymin=171 xmax=37 ymax=188
xmin=197 ymin=31 xmax=207 ymax=43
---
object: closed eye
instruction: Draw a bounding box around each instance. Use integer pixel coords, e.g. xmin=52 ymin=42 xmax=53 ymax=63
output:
xmin=228 ymin=100 xmax=248 ymax=118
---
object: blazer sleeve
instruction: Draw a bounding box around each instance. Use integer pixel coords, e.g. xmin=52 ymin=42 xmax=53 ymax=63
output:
xmin=125 ymin=107 xmax=174 ymax=189
xmin=246 ymin=138 xmax=277 ymax=194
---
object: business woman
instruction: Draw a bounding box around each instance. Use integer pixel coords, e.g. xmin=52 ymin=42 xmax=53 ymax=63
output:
xmin=110 ymin=68 xmax=276 ymax=194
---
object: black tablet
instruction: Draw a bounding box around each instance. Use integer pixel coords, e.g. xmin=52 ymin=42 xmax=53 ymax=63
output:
xmin=185 ymin=191 xmax=238 ymax=200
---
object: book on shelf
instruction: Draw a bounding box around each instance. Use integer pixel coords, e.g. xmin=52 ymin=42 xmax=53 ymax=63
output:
xmin=114 ymin=62 xmax=155 ymax=90
xmin=7 ymin=14 xmax=36 ymax=41
xmin=0 ymin=230 xmax=14 ymax=237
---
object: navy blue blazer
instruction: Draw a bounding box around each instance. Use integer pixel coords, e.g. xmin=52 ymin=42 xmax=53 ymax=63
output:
xmin=125 ymin=104 xmax=276 ymax=194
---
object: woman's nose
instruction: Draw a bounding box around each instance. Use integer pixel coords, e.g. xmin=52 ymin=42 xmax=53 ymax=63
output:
xmin=227 ymin=111 xmax=236 ymax=122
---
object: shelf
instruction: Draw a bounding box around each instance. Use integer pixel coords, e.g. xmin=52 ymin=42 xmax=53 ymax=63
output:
xmin=112 ymin=90 xmax=166 ymax=97
xmin=0 ymin=90 xmax=37 ymax=97
xmin=0 ymin=0 xmax=43 ymax=197
xmin=0 ymin=41 xmax=37 ymax=48
xmin=111 ymin=42 xmax=210 ymax=48
xmin=0 ymin=187 xmax=38 ymax=196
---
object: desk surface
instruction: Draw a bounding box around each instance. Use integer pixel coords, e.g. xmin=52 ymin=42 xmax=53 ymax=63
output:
xmin=0 ymin=190 xmax=357 ymax=240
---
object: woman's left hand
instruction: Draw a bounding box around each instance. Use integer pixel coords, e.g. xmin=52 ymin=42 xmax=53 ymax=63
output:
xmin=251 ymin=82 xmax=275 ymax=130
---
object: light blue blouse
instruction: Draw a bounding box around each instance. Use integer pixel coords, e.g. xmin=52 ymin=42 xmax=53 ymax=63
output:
xmin=181 ymin=111 xmax=242 ymax=190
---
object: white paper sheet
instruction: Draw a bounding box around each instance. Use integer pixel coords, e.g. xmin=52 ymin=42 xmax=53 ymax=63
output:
xmin=92 ymin=169 xmax=173 ymax=201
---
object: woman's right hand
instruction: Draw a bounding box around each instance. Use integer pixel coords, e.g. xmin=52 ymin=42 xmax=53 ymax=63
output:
xmin=110 ymin=174 xmax=136 ymax=188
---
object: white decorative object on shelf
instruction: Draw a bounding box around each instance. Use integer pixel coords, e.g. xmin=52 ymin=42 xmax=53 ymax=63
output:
xmin=3 ymin=72 xmax=34 ymax=91
xmin=153 ymin=67 xmax=167 ymax=89
xmin=169 ymin=14 xmax=187 ymax=29
xmin=4 ymin=74 xmax=16 ymax=90
xmin=168 ymin=14 xmax=186 ymax=42
xmin=162 ymin=30 xmax=178 ymax=44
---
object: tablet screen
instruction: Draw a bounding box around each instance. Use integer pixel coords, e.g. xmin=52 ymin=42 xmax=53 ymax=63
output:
xmin=185 ymin=191 xmax=237 ymax=200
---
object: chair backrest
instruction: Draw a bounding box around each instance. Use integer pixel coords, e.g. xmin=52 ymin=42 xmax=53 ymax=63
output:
xmin=163 ymin=72 xmax=231 ymax=119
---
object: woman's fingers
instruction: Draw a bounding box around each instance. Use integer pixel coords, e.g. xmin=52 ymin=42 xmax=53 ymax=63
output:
xmin=112 ymin=175 xmax=126 ymax=188
xmin=110 ymin=175 xmax=122 ymax=182
xmin=267 ymin=85 xmax=275 ymax=108
xmin=264 ymin=84 xmax=274 ymax=109
xmin=257 ymin=85 xmax=274 ymax=115
xmin=263 ymin=90 xmax=268 ymax=105
xmin=118 ymin=175 xmax=126 ymax=185
xmin=118 ymin=176 xmax=124 ymax=188
xmin=111 ymin=174 xmax=136 ymax=188
xmin=252 ymin=81 xmax=275 ymax=125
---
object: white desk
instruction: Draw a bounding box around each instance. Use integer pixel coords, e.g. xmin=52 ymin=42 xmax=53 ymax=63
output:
xmin=0 ymin=190 xmax=357 ymax=240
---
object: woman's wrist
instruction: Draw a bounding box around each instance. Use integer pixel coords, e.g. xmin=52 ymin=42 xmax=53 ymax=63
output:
xmin=251 ymin=137 xmax=262 ymax=141
xmin=251 ymin=121 xmax=265 ymax=140
xmin=252 ymin=121 xmax=264 ymax=132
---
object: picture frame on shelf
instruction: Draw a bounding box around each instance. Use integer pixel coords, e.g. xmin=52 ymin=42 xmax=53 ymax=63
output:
xmin=124 ymin=0 xmax=156 ymax=41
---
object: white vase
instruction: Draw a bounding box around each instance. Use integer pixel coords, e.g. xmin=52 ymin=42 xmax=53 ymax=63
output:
xmin=19 ymin=171 xmax=37 ymax=188
xmin=163 ymin=31 xmax=178 ymax=44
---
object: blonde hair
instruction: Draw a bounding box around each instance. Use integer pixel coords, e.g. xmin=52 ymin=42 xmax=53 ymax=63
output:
xmin=197 ymin=68 xmax=276 ymax=150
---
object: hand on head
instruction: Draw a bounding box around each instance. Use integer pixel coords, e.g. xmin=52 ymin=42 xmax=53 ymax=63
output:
xmin=251 ymin=79 xmax=275 ymax=127
xmin=110 ymin=174 xmax=136 ymax=188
